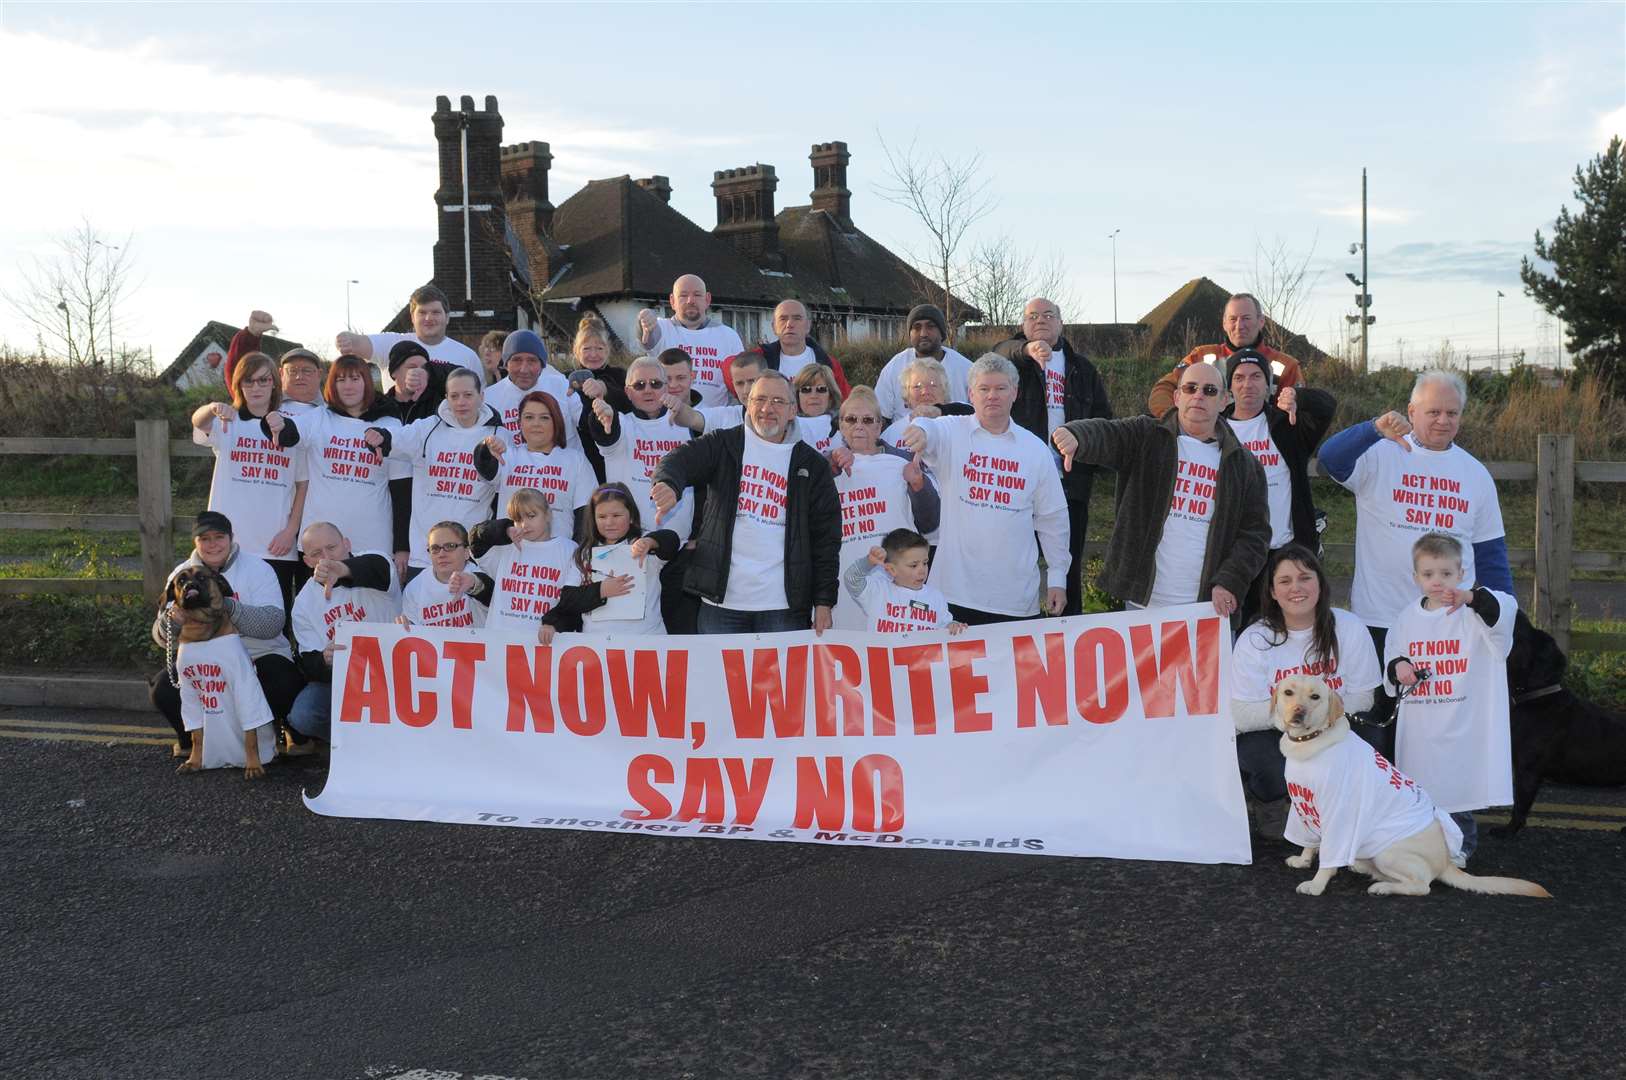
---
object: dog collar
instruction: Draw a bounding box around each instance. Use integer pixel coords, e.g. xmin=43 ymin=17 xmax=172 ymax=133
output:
xmin=1285 ymin=728 xmax=1324 ymax=743
xmin=1513 ymin=684 xmax=1565 ymax=705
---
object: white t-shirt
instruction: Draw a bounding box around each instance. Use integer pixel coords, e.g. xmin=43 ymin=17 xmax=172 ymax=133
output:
xmin=1044 ymin=350 xmax=1068 ymax=436
xmin=197 ymin=415 xmax=308 ymax=562
xmin=698 ymin=406 xmax=832 ymax=448
xmin=1340 ymin=434 xmax=1506 ymax=627
xmin=847 ymin=566 xmax=954 ymax=634
xmin=599 ymin=410 xmax=695 ymax=541
xmin=776 ymin=348 xmax=817 ymax=383
xmin=480 ymin=535 xmax=576 ymax=634
xmin=165 ymin=552 xmax=290 ymax=662
xmin=1232 ymin=609 xmax=1383 ymax=732
xmin=389 ymin=405 xmax=502 ymax=568
xmin=495 ymin=443 xmax=596 ymax=545
xmin=1283 ymin=733 xmax=1464 ymax=869
xmin=293 ymin=409 xmax=408 ymax=557
xmin=278 ymin=398 xmax=322 ymax=418
xmin=176 ymin=635 xmax=276 ymax=770
xmin=714 ymin=425 xmax=796 ymax=611
xmin=1226 ymin=412 xmax=1293 ymax=548
xmin=832 ymin=452 xmax=923 ymax=631
xmin=401 ymin=562 xmax=489 ymax=629
xmin=484 ymin=369 xmax=580 ymax=448
xmin=1384 ymin=592 xmax=1516 ymax=813
xmin=366 ymin=333 xmax=481 ymax=391
xmin=874 ymin=347 xmax=973 ymax=420
xmin=912 ymin=414 xmax=1070 ymax=617
xmin=645 ymin=318 xmax=745 ymax=408
xmin=291 ymin=551 xmax=402 ymax=653
xmin=1148 ymin=435 xmax=1222 ymax=608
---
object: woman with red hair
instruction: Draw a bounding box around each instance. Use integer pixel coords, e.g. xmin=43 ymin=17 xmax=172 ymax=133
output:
xmin=474 ymin=389 xmax=596 ymax=544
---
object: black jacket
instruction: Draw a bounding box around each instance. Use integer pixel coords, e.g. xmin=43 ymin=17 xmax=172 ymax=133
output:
xmin=652 ymin=426 xmax=842 ymax=611
xmin=994 ymin=334 xmax=1113 ymax=499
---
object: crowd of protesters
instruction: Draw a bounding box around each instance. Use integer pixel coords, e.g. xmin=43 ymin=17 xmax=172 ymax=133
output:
xmin=159 ymin=276 xmax=1518 ymax=863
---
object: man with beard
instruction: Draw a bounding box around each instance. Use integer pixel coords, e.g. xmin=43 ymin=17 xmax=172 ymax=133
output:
xmin=637 ymin=274 xmax=746 ymax=408
xmin=873 ymin=303 xmax=973 ymax=422
xmin=1147 ymin=292 xmax=1305 ymax=416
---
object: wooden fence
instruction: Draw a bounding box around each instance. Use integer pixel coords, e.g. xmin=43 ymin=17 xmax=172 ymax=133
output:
xmin=0 ymin=423 xmax=1618 ymax=652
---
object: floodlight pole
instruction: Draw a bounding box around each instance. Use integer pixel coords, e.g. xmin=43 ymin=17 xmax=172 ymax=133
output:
xmin=1360 ymin=169 xmax=1369 ymax=376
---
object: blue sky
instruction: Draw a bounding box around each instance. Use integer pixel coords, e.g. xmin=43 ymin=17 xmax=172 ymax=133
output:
xmin=1 ymin=1 xmax=1620 ymax=372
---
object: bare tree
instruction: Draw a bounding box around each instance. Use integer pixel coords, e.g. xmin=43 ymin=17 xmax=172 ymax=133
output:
xmin=966 ymin=235 xmax=1083 ymax=328
xmin=1247 ymin=233 xmax=1322 ymax=350
xmin=874 ymin=133 xmax=996 ymax=335
xmin=5 ymin=219 xmax=137 ymax=366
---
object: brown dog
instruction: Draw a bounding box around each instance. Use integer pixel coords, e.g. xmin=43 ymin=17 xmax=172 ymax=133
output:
xmin=168 ymin=566 xmax=265 ymax=780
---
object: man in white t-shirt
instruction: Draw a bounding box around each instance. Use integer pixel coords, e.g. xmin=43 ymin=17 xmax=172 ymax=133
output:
xmin=484 ymin=329 xmax=577 ymax=447
xmin=335 ymin=284 xmax=482 ymax=391
xmin=722 ymin=300 xmax=853 ymax=401
xmin=637 ymin=274 xmax=745 ymax=408
xmin=1053 ymin=360 xmax=1270 ymax=620
xmin=277 ymin=349 xmax=325 ymax=417
xmin=874 ymin=303 xmax=973 ymax=422
xmin=899 ymin=354 xmax=1070 ymax=623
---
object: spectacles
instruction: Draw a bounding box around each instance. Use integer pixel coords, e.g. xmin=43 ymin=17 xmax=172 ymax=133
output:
xmin=1024 ymin=311 xmax=1062 ymax=322
xmin=242 ymin=376 xmax=274 ymax=387
xmin=427 ymin=542 xmax=466 ymax=555
xmin=1179 ymin=382 xmax=1222 ymax=397
xmin=750 ymin=397 xmax=792 ymax=409
xmin=800 ymin=385 xmax=830 ymax=395
xmin=628 ymin=379 xmax=665 ymax=391
xmin=840 ymin=414 xmax=879 ymax=426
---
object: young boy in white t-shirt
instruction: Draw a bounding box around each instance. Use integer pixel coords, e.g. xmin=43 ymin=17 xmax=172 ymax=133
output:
xmin=1384 ymin=532 xmax=1516 ymax=866
xmin=842 ymin=529 xmax=967 ymax=635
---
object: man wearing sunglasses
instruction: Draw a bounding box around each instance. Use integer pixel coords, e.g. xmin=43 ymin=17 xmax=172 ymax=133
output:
xmin=1146 ymin=293 xmax=1307 ymax=418
xmin=583 ymin=356 xmax=697 ymax=542
xmin=1052 ymin=360 xmax=1270 ymax=623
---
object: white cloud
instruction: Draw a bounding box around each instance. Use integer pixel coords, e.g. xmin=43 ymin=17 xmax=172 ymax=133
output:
xmin=1600 ymin=105 xmax=1626 ymax=146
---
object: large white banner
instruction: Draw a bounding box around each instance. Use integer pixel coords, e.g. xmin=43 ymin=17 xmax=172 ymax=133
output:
xmin=305 ymin=604 xmax=1252 ymax=863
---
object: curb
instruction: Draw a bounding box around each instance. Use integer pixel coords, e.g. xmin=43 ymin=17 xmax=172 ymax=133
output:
xmin=0 ymin=673 xmax=151 ymax=711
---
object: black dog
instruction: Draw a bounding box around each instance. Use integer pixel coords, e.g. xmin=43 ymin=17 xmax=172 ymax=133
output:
xmin=1496 ymin=612 xmax=1626 ymax=835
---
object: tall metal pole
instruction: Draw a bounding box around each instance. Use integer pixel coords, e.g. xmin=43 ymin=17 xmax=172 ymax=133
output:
xmin=347 ymin=279 xmax=359 ymax=330
xmin=1360 ymin=169 xmax=1369 ymax=375
xmin=1496 ymin=290 xmax=1504 ymax=367
xmin=1108 ymin=228 xmax=1121 ymax=323
xmin=96 ymin=240 xmax=119 ymax=362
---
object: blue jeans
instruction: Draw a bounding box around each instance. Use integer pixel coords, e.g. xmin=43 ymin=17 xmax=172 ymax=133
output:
xmin=1451 ymin=810 xmax=1479 ymax=862
xmin=287 ymin=682 xmax=332 ymax=741
xmin=696 ymin=604 xmax=809 ymax=634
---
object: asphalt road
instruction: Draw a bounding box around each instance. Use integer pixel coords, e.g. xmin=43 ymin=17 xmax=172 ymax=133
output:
xmin=4 ymin=706 xmax=1623 ymax=1080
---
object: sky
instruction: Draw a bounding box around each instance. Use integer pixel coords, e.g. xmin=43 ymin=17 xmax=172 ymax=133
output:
xmin=1 ymin=1 xmax=1621 ymax=373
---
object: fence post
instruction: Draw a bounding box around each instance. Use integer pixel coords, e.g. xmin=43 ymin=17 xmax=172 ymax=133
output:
xmin=135 ymin=419 xmax=172 ymax=608
xmin=1534 ymin=433 xmax=1574 ymax=653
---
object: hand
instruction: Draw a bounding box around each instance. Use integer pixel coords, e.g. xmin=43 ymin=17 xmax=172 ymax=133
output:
xmin=363 ymin=428 xmax=385 ymax=451
xmin=266 ymin=523 xmax=297 ymax=558
xmin=903 ymin=452 xmax=926 ymax=491
xmin=829 ymin=446 xmax=855 ymax=475
xmin=1276 ymin=384 xmax=1298 ymax=425
xmin=1445 ymin=587 xmax=1475 ymax=613
xmin=649 ymin=481 xmax=677 ymax=523
xmin=400 ymin=366 xmax=428 ymax=399
xmin=1025 ymin=339 xmax=1052 ymax=364
xmin=628 ymin=537 xmax=656 ymax=565
xmin=1051 ymin=427 xmax=1078 ymax=472
xmin=661 ymin=390 xmax=688 ymax=413
xmin=582 ymin=378 xmax=606 ymax=401
xmin=395 ymin=614 xmax=411 ymax=627
xmin=948 ymin=621 xmax=968 ymax=636
xmin=210 ymin=401 xmax=235 ymax=425
xmin=637 ymin=308 xmax=659 ymax=347
xmin=538 ymin=624 xmax=557 ymax=646
xmin=898 ymin=425 xmax=927 ymax=455
xmin=507 ymin=523 xmax=526 ymax=549
xmin=264 ymin=411 xmax=286 ymax=438
xmin=909 ymin=404 xmax=942 ymax=420
xmin=1211 ymin=586 xmax=1239 ymax=619
xmin=313 ymin=558 xmax=351 ymax=600
xmin=321 ymin=641 xmax=348 ymax=666
xmin=482 ymin=434 xmax=507 ymax=459
xmin=394 ymin=552 xmax=410 ymax=581
xmin=447 ymin=570 xmax=475 ymax=596
xmin=593 ymin=397 xmax=615 ymax=433
xmin=248 ymin=310 xmax=276 ymax=335
xmin=1044 ymin=587 xmax=1066 ymax=615
xmin=1394 ymin=660 xmax=1419 ymax=687
xmin=868 ymin=546 xmax=887 ymax=567
xmin=600 ymin=572 xmax=635 ymax=598
xmin=812 ymin=605 xmax=833 ymax=636
xmin=335 ymin=331 xmax=368 ymax=357
xmin=1374 ymin=410 xmax=1413 ymax=451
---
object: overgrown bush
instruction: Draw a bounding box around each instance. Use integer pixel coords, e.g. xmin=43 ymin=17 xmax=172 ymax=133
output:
xmin=0 ymin=595 xmax=159 ymax=670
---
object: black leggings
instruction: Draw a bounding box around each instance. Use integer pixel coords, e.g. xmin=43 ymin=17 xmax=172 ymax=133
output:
xmin=149 ymin=653 xmax=306 ymax=750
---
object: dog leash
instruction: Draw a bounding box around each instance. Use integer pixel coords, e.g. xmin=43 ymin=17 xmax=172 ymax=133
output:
xmin=1358 ymin=666 xmax=1434 ymax=728
xmin=1513 ymin=683 xmax=1565 ymax=705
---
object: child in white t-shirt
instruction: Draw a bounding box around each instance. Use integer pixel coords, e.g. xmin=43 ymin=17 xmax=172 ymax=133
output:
xmin=1385 ymin=532 xmax=1516 ymax=866
xmin=842 ymin=528 xmax=966 ymax=635
xmin=472 ymin=487 xmax=577 ymax=639
xmin=540 ymin=482 xmax=679 ymax=642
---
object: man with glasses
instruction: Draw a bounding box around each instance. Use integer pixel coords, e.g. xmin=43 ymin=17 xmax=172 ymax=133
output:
xmin=1147 ymin=293 xmax=1307 ymax=417
xmin=664 ymin=350 xmax=834 ymax=445
xmin=1052 ymin=360 xmax=1269 ymax=620
xmin=583 ymin=356 xmax=697 ymax=542
xmin=993 ymin=297 xmax=1114 ymax=616
xmin=651 ymin=370 xmax=842 ymax=634
xmin=722 ymin=300 xmax=852 ymax=403
xmin=276 ymin=349 xmax=324 ymax=416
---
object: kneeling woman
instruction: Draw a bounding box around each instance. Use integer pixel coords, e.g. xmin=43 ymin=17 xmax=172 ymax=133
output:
xmin=1232 ymin=545 xmax=1383 ymax=818
xmin=539 ymin=483 xmax=678 ymax=643
xmin=399 ymin=521 xmax=494 ymax=629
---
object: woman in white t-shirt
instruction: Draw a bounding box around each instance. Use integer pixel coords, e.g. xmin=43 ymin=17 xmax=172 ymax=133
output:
xmin=474 ymin=389 xmax=595 ymax=546
xmin=191 ymin=351 xmax=308 ymax=610
xmin=398 ymin=520 xmax=492 ymax=629
xmin=793 ymin=365 xmax=842 ymax=453
xmin=539 ymin=482 xmax=679 ymax=642
xmin=1232 ymin=544 xmax=1382 ymax=808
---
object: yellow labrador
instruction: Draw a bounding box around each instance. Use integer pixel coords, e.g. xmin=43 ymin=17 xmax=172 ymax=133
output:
xmin=1272 ymin=675 xmax=1549 ymax=899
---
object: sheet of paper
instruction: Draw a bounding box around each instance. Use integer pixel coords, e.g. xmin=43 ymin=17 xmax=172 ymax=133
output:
xmin=590 ymin=543 xmax=645 ymax=620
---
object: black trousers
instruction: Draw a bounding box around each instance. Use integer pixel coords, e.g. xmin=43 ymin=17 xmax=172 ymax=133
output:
xmin=149 ymin=653 xmax=306 ymax=750
xmin=947 ymin=603 xmax=1028 ymax=627
xmin=1062 ymin=496 xmax=1090 ymax=617
xmin=1351 ymin=624 xmax=1397 ymax=759
xmin=660 ymin=549 xmax=700 ymax=636
xmin=270 ymin=557 xmax=304 ymax=641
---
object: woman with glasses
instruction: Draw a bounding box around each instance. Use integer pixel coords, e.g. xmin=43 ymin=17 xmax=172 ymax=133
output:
xmin=475 ymin=389 xmax=595 ymax=545
xmin=792 ymin=364 xmax=843 ymax=453
xmin=825 ymin=387 xmax=940 ymax=630
xmin=192 ymin=351 xmax=308 ymax=610
xmin=398 ymin=520 xmax=493 ymax=629
xmin=879 ymin=356 xmax=972 ymax=448
xmin=580 ymin=355 xmax=696 ymax=541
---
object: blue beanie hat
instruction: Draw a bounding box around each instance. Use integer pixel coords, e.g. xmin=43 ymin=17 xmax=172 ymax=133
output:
xmin=501 ymin=329 xmax=547 ymax=364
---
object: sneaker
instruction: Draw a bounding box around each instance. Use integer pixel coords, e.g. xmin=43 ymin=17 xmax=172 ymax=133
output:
xmin=1450 ymin=849 xmax=1468 ymax=869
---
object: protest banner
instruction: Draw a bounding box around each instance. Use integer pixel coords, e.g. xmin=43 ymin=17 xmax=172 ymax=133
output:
xmin=305 ymin=604 xmax=1252 ymax=863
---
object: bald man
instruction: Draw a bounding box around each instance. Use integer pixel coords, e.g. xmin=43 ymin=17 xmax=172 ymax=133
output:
xmin=637 ymin=275 xmax=745 ymax=408
xmin=722 ymin=299 xmax=852 ymax=403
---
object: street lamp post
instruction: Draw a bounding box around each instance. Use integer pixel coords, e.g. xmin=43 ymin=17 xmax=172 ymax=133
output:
xmin=95 ymin=240 xmax=119 ymax=361
xmin=347 ymin=279 xmax=360 ymax=330
xmin=1108 ymin=229 xmax=1121 ymax=323
xmin=56 ymin=299 xmax=71 ymax=360
xmin=1496 ymin=290 xmax=1504 ymax=370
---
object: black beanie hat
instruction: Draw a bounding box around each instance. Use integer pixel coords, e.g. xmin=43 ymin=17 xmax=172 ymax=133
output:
xmin=1225 ymin=348 xmax=1273 ymax=389
xmin=192 ymin=510 xmax=233 ymax=538
xmin=906 ymin=303 xmax=948 ymax=340
xmin=387 ymin=340 xmax=430 ymax=375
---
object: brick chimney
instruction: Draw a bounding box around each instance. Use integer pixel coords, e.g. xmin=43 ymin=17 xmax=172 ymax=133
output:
xmin=431 ymin=94 xmax=514 ymax=339
xmin=712 ymin=164 xmax=779 ymax=259
xmin=501 ymin=141 xmax=554 ymax=236
xmin=636 ymin=175 xmax=672 ymax=204
xmin=810 ymin=141 xmax=851 ymax=228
